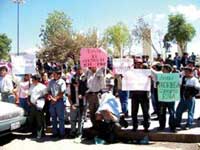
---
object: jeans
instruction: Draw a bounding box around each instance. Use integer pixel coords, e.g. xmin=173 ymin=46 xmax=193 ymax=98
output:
xmin=176 ymin=98 xmax=195 ymax=126
xmin=70 ymin=106 xmax=86 ymax=135
xmin=118 ymin=90 xmax=129 ymax=114
xmin=49 ymin=99 xmax=65 ymax=136
xmin=158 ymin=102 xmax=175 ymax=129
xmin=19 ymin=98 xmax=29 ymax=115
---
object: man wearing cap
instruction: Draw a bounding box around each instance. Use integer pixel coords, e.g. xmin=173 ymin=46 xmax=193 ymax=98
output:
xmin=0 ymin=66 xmax=15 ymax=103
xmin=157 ymin=64 xmax=176 ymax=132
xmin=131 ymin=58 xmax=150 ymax=132
xmin=176 ymin=66 xmax=200 ymax=129
xmin=28 ymin=74 xmax=47 ymax=139
xmin=47 ymin=67 xmax=67 ymax=138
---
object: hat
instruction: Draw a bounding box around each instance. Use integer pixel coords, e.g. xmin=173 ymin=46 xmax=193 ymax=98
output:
xmin=183 ymin=66 xmax=193 ymax=72
xmin=173 ymin=65 xmax=177 ymax=68
xmin=31 ymin=74 xmax=41 ymax=81
xmin=163 ymin=64 xmax=172 ymax=72
xmin=135 ymin=58 xmax=143 ymax=63
xmin=151 ymin=61 xmax=160 ymax=67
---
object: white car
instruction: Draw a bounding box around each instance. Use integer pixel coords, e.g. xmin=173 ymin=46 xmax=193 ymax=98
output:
xmin=0 ymin=101 xmax=26 ymax=137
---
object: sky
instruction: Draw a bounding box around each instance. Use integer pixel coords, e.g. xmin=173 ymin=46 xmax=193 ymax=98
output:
xmin=0 ymin=0 xmax=200 ymax=55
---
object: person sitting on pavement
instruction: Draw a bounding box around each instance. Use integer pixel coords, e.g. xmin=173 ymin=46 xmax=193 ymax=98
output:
xmin=94 ymin=77 xmax=128 ymax=143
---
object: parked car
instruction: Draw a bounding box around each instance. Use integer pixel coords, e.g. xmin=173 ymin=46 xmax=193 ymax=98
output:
xmin=0 ymin=101 xmax=26 ymax=137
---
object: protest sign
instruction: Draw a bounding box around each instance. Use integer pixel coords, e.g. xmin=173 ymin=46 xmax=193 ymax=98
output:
xmin=80 ymin=48 xmax=107 ymax=68
xmin=11 ymin=54 xmax=36 ymax=74
xmin=122 ymin=69 xmax=151 ymax=91
xmin=157 ymin=73 xmax=180 ymax=102
xmin=113 ymin=58 xmax=133 ymax=74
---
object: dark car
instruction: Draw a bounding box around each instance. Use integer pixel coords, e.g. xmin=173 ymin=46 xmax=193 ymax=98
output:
xmin=0 ymin=102 xmax=26 ymax=137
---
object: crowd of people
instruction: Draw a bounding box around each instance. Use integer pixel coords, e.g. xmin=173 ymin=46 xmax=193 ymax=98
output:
xmin=0 ymin=52 xmax=200 ymax=143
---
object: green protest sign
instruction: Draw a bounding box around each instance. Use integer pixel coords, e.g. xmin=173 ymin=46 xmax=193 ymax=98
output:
xmin=157 ymin=73 xmax=180 ymax=102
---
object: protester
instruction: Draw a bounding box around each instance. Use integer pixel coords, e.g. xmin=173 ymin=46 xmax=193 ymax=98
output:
xmin=114 ymin=74 xmax=129 ymax=117
xmin=41 ymin=72 xmax=51 ymax=128
xmin=150 ymin=62 xmax=162 ymax=118
xmin=157 ymin=64 xmax=176 ymax=132
xmin=18 ymin=74 xmax=31 ymax=115
xmin=0 ymin=66 xmax=15 ymax=103
xmin=85 ymin=67 xmax=105 ymax=128
xmin=47 ymin=67 xmax=67 ymax=138
xmin=176 ymin=66 xmax=200 ymax=129
xmin=95 ymin=77 xmax=124 ymax=143
xmin=131 ymin=58 xmax=150 ymax=132
xmin=69 ymin=66 xmax=88 ymax=138
xmin=173 ymin=52 xmax=181 ymax=70
xmin=28 ymin=74 xmax=47 ymax=139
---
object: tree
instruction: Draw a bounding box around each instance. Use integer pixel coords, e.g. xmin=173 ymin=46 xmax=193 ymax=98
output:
xmin=38 ymin=10 xmax=73 ymax=62
xmin=0 ymin=33 xmax=12 ymax=61
xmin=163 ymin=14 xmax=196 ymax=56
xmin=132 ymin=17 xmax=160 ymax=55
xmin=103 ymin=22 xmax=131 ymax=57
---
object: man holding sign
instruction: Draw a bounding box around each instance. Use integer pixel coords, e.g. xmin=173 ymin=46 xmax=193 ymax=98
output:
xmin=157 ymin=64 xmax=178 ymax=132
xmin=80 ymin=48 xmax=107 ymax=128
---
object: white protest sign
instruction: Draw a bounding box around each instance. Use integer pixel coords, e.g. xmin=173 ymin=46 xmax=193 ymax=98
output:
xmin=122 ymin=69 xmax=151 ymax=91
xmin=11 ymin=54 xmax=36 ymax=74
xmin=113 ymin=58 xmax=134 ymax=74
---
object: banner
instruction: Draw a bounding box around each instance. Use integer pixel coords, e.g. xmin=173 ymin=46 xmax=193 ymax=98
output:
xmin=157 ymin=73 xmax=180 ymax=102
xmin=122 ymin=69 xmax=151 ymax=91
xmin=11 ymin=54 xmax=36 ymax=74
xmin=113 ymin=58 xmax=133 ymax=74
xmin=80 ymin=48 xmax=107 ymax=68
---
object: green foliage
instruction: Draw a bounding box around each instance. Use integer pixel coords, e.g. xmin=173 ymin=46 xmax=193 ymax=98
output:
xmin=164 ymin=14 xmax=196 ymax=55
xmin=0 ymin=33 xmax=12 ymax=61
xmin=104 ymin=22 xmax=131 ymax=57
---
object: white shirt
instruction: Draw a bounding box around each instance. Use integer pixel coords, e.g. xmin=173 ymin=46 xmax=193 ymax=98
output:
xmin=29 ymin=83 xmax=47 ymax=104
xmin=97 ymin=92 xmax=121 ymax=119
xmin=181 ymin=76 xmax=200 ymax=90
xmin=0 ymin=75 xmax=13 ymax=93
xmin=86 ymin=68 xmax=105 ymax=92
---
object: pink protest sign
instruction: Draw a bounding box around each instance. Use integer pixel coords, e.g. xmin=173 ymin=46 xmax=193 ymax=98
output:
xmin=80 ymin=48 xmax=107 ymax=68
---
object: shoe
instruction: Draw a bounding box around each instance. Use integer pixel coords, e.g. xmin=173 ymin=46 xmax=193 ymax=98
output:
xmin=59 ymin=134 xmax=65 ymax=139
xmin=151 ymin=112 xmax=157 ymax=116
xmin=198 ymin=117 xmax=200 ymax=121
xmin=157 ymin=127 xmax=165 ymax=131
xmin=132 ymin=127 xmax=137 ymax=132
xmin=144 ymin=128 xmax=149 ymax=133
xmin=151 ymin=117 xmax=159 ymax=121
xmin=183 ymin=124 xmax=192 ymax=130
xmin=170 ymin=128 xmax=177 ymax=133
xmin=51 ymin=134 xmax=59 ymax=138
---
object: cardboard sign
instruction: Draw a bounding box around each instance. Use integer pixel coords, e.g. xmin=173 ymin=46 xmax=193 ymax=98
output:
xmin=122 ymin=69 xmax=151 ymax=91
xmin=80 ymin=48 xmax=107 ymax=68
xmin=11 ymin=54 xmax=36 ymax=74
xmin=157 ymin=73 xmax=180 ymax=102
xmin=113 ymin=58 xmax=134 ymax=74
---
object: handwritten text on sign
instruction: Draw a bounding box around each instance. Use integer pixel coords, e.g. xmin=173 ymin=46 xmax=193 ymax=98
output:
xmin=157 ymin=73 xmax=180 ymax=102
xmin=80 ymin=48 xmax=107 ymax=68
xmin=122 ymin=69 xmax=151 ymax=91
xmin=113 ymin=58 xmax=134 ymax=74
